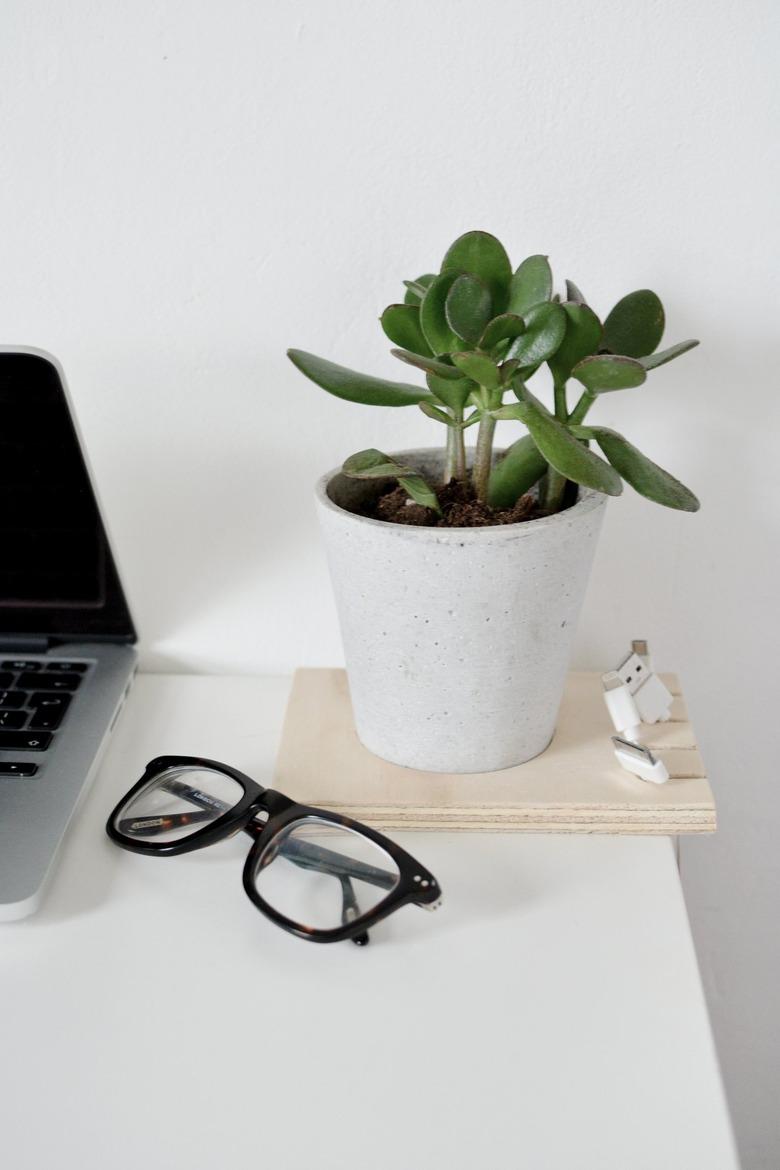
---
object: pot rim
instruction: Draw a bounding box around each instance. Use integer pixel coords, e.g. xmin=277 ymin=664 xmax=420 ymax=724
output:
xmin=315 ymin=446 xmax=607 ymax=541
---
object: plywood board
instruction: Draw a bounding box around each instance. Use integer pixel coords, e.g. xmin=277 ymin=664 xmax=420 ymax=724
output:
xmin=274 ymin=669 xmax=715 ymax=834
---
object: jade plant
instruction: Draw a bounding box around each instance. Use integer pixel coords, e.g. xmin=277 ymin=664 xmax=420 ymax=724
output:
xmin=287 ymin=231 xmax=700 ymax=517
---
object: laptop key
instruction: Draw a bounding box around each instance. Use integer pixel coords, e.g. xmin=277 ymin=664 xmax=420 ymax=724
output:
xmin=44 ymin=662 xmax=89 ymax=673
xmin=0 ymin=710 xmax=27 ymax=729
xmin=0 ymin=690 xmax=26 ymax=709
xmin=19 ymin=672 xmax=81 ymax=692
xmin=1 ymin=660 xmax=42 ymax=672
xmin=0 ymin=672 xmax=14 ymax=689
xmin=0 ymin=731 xmax=52 ymax=751
xmin=0 ymin=762 xmax=38 ymax=777
xmin=29 ymin=701 xmax=68 ymax=731
xmin=29 ymin=692 xmax=72 ymax=712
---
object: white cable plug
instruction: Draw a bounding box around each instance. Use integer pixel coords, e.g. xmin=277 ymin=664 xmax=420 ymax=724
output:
xmin=603 ymin=640 xmax=672 ymax=785
xmin=611 ymin=736 xmax=669 ymax=785
xmin=602 ymin=671 xmax=641 ymax=741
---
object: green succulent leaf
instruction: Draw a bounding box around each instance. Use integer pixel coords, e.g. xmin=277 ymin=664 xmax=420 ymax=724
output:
xmin=571 ymin=353 xmax=647 ymax=393
xmin=445 ymin=273 xmax=493 ymax=343
xmin=441 ymin=231 xmax=512 ymax=313
xmin=565 ymin=279 xmax=587 ymax=305
xmin=403 ymin=274 xmax=436 ymax=306
xmin=398 ymin=475 xmax=442 ymax=514
xmin=505 ymin=302 xmax=566 ymax=366
xmin=426 ymin=372 xmax=475 ymax=412
xmin=487 ymin=434 xmax=548 ymax=509
xmin=419 ymin=271 xmax=461 ymax=355
xmin=287 ymin=350 xmax=430 ymax=407
xmin=491 ymin=403 xmax=530 ymax=421
xmin=342 ymin=449 xmax=441 ymax=514
xmin=548 ymin=303 xmax=603 ymax=384
xmin=462 ymin=410 xmax=481 ymax=429
xmin=479 ymin=313 xmax=527 ymax=350
xmin=451 ymin=352 xmax=500 ymax=390
xmin=391 ymin=347 xmax=463 ymax=380
xmin=580 ymin=427 xmax=700 ymax=511
xmin=640 ymin=339 xmax=700 ymax=370
xmin=515 ymin=385 xmax=623 ymax=496
xmin=507 ymin=254 xmax=553 ymax=316
xmin=380 ymin=304 xmax=432 ymax=356
xmin=603 ymin=289 xmax=665 ymax=358
xmin=418 ymin=400 xmax=453 ymax=425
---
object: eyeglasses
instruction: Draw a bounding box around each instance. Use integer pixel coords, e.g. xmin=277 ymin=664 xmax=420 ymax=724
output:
xmin=105 ymin=755 xmax=442 ymax=946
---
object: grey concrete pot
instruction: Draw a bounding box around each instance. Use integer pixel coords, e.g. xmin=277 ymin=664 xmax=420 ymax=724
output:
xmin=315 ymin=449 xmax=607 ymax=774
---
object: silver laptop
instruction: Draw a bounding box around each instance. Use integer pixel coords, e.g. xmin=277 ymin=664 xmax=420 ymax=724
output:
xmin=0 ymin=349 xmax=137 ymax=920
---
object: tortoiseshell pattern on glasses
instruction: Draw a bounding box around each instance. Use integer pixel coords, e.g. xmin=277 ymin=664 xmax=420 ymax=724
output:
xmin=106 ymin=755 xmax=441 ymax=946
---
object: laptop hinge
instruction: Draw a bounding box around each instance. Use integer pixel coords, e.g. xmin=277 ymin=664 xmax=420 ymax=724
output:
xmin=0 ymin=635 xmax=52 ymax=652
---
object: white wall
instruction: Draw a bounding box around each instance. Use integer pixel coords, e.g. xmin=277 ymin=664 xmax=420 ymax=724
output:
xmin=2 ymin=2 xmax=777 ymax=1163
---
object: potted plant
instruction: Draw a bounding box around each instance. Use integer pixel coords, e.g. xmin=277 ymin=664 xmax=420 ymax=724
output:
xmin=288 ymin=231 xmax=699 ymax=773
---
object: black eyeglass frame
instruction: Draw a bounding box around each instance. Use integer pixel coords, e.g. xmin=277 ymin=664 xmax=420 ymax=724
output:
xmin=106 ymin=754 xmax=441 ymax=945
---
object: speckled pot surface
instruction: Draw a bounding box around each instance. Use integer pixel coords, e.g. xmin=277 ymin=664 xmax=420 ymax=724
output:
xmin=316 ymin=449 xmax=607 ymax=774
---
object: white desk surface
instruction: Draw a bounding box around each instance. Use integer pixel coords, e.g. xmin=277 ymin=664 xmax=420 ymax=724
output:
xmin=0 ymin=674 xmax=738 ymax=1170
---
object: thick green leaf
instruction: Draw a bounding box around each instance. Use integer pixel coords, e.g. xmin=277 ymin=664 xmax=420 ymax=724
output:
xmin=488 ymin=434 xmax=548 ymax=508
xmin=391 ymin=347 xmax=463 ymax=379
xmin=571 ymin=353 xmax=647 ymax=393
xmin=445 ymin=273 xmax=492 ymax=343
xmin=565 ymin=279 xmax=587 ymax=305
xmin=419 ymin=400 xmax=452 ymax=425
xmin=441 ymin=231 xmax=511 ymax=313
xmin=515 ymin=386 xmax=623 ymax=496
xmin=548 ymin=303 xmax=603 ymax=384
xmin=398 ymin=474 xmax=442 ymax=514
xmin=287 ymin=350 xmax=430 ymax=407
xmin=640 ymin=339 xmax=699 ymax=370
xmin=505 ymin=302 xmax=566 ymax=366
xmin=426 ymin=372 xmax=475 ymax=412
xmin=491 ymin=403 xmax=530 ymax=421
xmin=403 ymin=273 xmax=436 ymax=306
xmin=479 ymin=313 xmax=526 ymax=350
xmin=585 ymin=427 xmax=700 ymax=511
xmin=342 ymin=449 xmax=400 ymax=477
xmin=507 ymin=254 xmax=552 ymax=316
xmin=451 ymin=352 xmax=500 ymax=390
xmin=342 ymin=449 xmax=441 ymax=515
xmin=380 ymin=304 xmax=432 ymax=356
xmin=419 ymin=272 xmax=461 ymax=354
xmin=603 ymin=289 xmax=665 ymax=358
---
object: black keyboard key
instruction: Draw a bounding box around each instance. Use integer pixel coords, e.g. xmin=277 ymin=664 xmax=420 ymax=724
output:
xmin=0 ymin=710 xmax=26 ymax=729
xmin=0 ymin=762 xmax=38 ymax=776
xmin=1 ymin=660 xmax=42 ymax=672
xmin=0 ymin=690 xmax=26 ymax=709
xmin=20 ymin=671 xmax=81 ymax=692
xmin=0 ymin=731 xmax=52 ymax=751
xmin=29 ymin=699 xmax=69 ymax=730
xmin=29 ymin=692 xmax=72 ymax=712
xmin=45 ymin=661 xmax=89 ymax=673
xmin=0 ymin=672 xmax=14 ymax=689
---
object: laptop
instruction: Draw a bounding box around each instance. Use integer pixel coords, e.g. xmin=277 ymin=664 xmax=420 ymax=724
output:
xmin=0 ymin=348 xmax=137 ymax=920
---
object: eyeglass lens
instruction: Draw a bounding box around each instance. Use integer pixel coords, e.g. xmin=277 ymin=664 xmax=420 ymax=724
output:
xmin=115 ymin=766 xmax=244 ymax=844
xmin=252 ymin=816 xmax=401 ymax=932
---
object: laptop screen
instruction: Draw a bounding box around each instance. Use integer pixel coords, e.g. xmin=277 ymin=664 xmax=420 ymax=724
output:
xmin=0 ymin=352 xmax=135 ymax=641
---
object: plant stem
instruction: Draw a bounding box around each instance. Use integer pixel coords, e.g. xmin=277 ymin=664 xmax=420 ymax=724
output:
xmin=542 ymin=468 xmax=567 ymax=512
xmin=568 ymin=389 xmax=596 ymax=426
xmin=541 ymin=379 xmax=572 ymax=513
xmin=472 ymin=412 xmax=496 ymax=502
xmin=445 ymin=427 xmax=457 ymax=483
xmin=453 ymin=418 xmax=467 ymax=482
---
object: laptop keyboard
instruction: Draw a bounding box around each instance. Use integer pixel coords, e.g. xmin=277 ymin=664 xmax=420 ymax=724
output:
xmin=0 ymin=660 xmax=89 ymax=775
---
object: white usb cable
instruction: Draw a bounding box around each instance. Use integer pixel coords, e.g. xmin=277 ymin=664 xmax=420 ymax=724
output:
xmin=602 ymin=640 xmax=671 ymax=784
